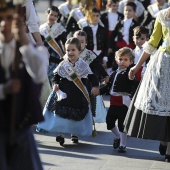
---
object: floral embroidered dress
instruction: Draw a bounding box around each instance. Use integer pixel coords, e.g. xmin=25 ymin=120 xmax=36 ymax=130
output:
xmin=124 ymin=8 xmax=170 ymax=142
xmin=37 ymin=58 xmax=99 ymax=136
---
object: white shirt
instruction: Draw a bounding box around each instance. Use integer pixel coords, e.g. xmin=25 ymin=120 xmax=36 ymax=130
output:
xmin=22 ymin=0 xmax=39 ymax=43
xmin=134 ymin=46 xmax=146 ymax=71
xmin=90 ymin=24 xmax=101 ymax=56
xmin=0 ymin=39 xmax=48 ymax=100
xmin=108 ymin=11 xmax=118 ymax=31
xmin=123 ymin=18 xmax=132 ymax=44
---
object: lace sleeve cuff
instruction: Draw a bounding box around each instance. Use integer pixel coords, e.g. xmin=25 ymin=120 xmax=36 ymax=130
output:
xmin=142 ymin=42 xmax=157 ymax=55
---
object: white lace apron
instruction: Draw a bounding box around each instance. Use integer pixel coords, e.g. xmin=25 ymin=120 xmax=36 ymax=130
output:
xmin=134 ymin=10 xmax=170 ymax=116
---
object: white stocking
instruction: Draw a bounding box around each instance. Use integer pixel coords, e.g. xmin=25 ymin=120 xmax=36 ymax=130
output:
xmin=120 ymin=132 xmax=127 ymax=147
xmin=111 ymin=125 xmax=120 ymax=139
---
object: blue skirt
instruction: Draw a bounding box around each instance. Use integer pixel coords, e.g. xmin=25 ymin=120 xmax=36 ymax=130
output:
xmin=37 ymin=92 xmax=93 ymax=136
xmin=94 ymin=95 xmax=107 ymax=123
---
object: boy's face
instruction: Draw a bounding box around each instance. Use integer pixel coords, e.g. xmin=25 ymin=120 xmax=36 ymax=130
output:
xmin=133 ymin=34 xmax=148 ymax=48
xmin=116 ymin=54 xmax=133 ymax=69
xmin=0 ymin=8 xmax=14 ymax=41
xmin=109 ymin=2 xmax=119 ymax=13
xmin=90 ymin=12 xmax=100 ymax=25
xmin=124 ymin=6 xmax=135 ymax=19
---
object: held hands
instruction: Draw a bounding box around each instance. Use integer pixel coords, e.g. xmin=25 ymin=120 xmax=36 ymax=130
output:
xmin=3 ymin=79 xmax=21 ymax=95
xmin=103 ymin=76 xmax=109 ymax=84
xmin=53 ymin=84 xmax=59 ymax=92
xmin=128 ymin=66 xmax=138 ymax=80
xmin=91 ymin=87 xmax=100 ymax=96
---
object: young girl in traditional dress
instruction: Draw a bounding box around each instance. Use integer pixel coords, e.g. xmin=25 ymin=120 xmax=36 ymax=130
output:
xmin=58 ymin=0 xmax=79 ymax=27
xmin=73 ymin=30 xmax=108 ymax=123
xmin=66 ymin=0 xmax=94 ymax=38
xmin=37 ymin=37 xmax=99 ymax=145
xmin=125 ymin=7 xmax=170 ymax=162
xmin=39 ymin=6 xmax=67 ymax=86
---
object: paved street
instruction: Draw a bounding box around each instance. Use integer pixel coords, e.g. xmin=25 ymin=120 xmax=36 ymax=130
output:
xmin=33 ymin=1 xmax=170 ymax=169
xmin=33 ymin=95 xmax=170 ymax=170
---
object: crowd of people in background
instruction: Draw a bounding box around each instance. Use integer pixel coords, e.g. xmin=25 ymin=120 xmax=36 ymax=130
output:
xmin=0 ymin=0 xmax=170 ymax=169
xmin=36 ymin=0 xmax=170 ymax=163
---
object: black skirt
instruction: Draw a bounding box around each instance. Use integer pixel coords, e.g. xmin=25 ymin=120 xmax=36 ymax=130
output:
xmin=124 ymin=84 xmax=170 ymax=142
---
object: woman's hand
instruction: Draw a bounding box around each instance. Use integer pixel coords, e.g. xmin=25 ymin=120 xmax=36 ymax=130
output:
xmin=128 ymin=66 xmax=138 ymax=80
xmin=3 ymin=79 xmax=21 ymax=95
xmin=12 ymin=14 xmax=29 ymax=45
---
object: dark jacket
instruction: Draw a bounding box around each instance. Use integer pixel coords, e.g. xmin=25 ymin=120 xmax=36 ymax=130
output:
xmin=83 ymin=24 xmax=108 ymax=59
xmin=100 ymin=12 xmax=124 ymax=31
xmin=0 ymin=63 xmax=44 ymax=132
xmin=100 ymin=66 xmax=136 ymax=97
xmin=108 ymin=18 xmax=139 ymax=50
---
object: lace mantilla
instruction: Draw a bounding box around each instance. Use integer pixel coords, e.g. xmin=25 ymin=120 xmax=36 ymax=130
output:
xmin=53 ymin=57 xmax=92 ymax=81
xmin=40 ymin=22 xmax=66 ymax=39
xmin=79 ymin=48 xmax=96 ymax=65
xmin=135 ymin=50 xmax=170 ymax=116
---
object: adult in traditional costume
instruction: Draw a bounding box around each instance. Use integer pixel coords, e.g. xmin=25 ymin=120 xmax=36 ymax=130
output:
xmin=124 ymin=7 xmax=170 ymax=162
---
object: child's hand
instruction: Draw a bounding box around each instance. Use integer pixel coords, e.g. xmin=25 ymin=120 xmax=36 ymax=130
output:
xmin=104 ymin=76 xmax=109 ymax=84
xmin=102 ymin=60 xmax=107 ymax=69
xmin=108 ymin=48 xmax=113 ymax=54
xmin=91 ymin=87 xmax=99 ymax=96
xmin=53 ymin=84 xmax=59 ymax=92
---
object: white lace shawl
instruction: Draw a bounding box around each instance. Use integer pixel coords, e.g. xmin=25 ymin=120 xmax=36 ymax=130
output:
xmin=53 ymin=57 xmax=93 ymax=81
xmin=39 ymin=22 xmax=66 ymax=39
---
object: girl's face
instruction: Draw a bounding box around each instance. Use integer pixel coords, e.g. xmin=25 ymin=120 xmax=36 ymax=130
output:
xmin=75 ymin=35 xmax=86 ymax=50
xmin=116 ymin=54 xmax=132 ymax=69
xmin=47 ymin=10 xmax=58 ymax=25
xmin=65 ymin=44 xmax=80 ymax=63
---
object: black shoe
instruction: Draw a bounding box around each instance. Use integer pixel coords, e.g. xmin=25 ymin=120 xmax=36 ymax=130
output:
xmin=71 ymin=135 xmax=78 ymax=143
xmin=113 ymin=138 xmax=120 ymax=149
xmin=118 ymin=146 xmax=126 ymax=153
xmin=165 ymin=155 xmax=170 ymax=162
xmin=56 ymin=135 xmax=65 ymax=146
xmin=159 ymin=143 xmax=167 ymax=156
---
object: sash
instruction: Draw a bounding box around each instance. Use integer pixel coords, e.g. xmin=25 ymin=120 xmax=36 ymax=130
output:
xmin=77 ymin=18 xmax=88 ymax=29
xmin=60 ymin=5 xmax=70 ymax=17
xmin=62 ymin=62 xmax=91 ymax=106
xmin=73 ymin=9 xmax=84 ymax=22
xmin=42 ymin=27 xmax=64 ymax=58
